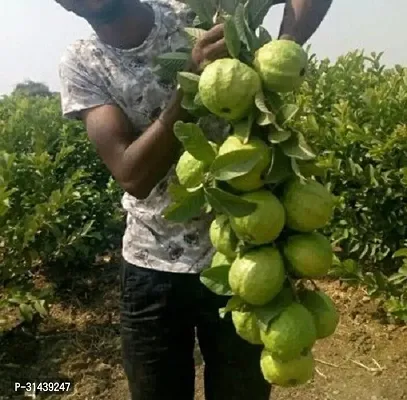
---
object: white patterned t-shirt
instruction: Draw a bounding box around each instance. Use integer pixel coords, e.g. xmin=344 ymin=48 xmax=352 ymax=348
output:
xmin=59 ymin=0 xmax=227 ymax=273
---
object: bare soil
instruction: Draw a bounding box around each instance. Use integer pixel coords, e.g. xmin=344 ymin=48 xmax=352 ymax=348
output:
xmin=1 ymin=258 xmax=407 ymax=400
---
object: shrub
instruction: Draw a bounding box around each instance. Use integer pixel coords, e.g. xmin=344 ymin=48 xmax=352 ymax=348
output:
xmin=0 ymin=94 xmax=124 ymax=325
xmin=289 ymin=51 xmax=407 ymax=320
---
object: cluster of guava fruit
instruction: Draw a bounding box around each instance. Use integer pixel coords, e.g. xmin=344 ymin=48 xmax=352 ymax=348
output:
xmin=156 ymin=3 xmax=339 ymax=388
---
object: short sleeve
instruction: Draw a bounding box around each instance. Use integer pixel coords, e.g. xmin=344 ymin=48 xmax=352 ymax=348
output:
xmin=58 ymin=46 xmax=114 ymax=120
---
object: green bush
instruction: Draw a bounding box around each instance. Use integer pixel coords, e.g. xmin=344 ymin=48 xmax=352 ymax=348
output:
xmin=289 ymin=51 xmax=407 ymax=320
xmin=0 ymin=94 xmax=124 ymax=324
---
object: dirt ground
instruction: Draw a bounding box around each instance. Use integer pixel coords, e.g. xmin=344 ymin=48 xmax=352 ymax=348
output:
xmin=1 ymin=258 xmax=407 ymax=400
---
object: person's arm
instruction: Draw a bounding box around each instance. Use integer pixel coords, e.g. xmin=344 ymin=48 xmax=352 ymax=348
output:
xmin=278 ymin=0 xmax=333 ymax=45
xmin=83 ymin=89 xmax=186 ymax=199
xmin=62 ymin=24 xmax=227 ymax=200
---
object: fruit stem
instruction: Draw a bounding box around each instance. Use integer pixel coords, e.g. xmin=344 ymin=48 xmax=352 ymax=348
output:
xmin=287 ymin=275 xmax=301 ymax=302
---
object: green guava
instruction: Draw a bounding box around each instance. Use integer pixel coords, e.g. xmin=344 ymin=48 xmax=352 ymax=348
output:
xmin=232 ymin=310 xmax=262 ymax=345
xmin=228 ymin=246 xmax=285 ymax=306
xmin=209 ymin=215 xmax=238 ymax=259
xmin=175 ymin=142 xmax=217 ymax=188
xmin=198 ymin=58 xmax=261 ymax=121
xmin=260 ymin=349 xmax=315 ymax=387
xmin=229 ymin=190 xmax=286 ymax=245
xmin=211 ymin=252 xmax=233 ymax=268
xmin=254 ymin=39 xmax=308 ymax=93
xmin=218 ymin=135 xmax=272 ymax=192
xmin=260 ymin=303 xmax=317 ymax=361
xmin=281 ymin=179 xmax=334 ymax=232
xmin=283 ymin=232 xmax=333 ymax=278
xmin=299 ymin=290 xmax=340 ymax=339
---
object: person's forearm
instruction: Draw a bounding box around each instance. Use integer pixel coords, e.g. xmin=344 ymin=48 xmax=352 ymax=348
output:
xmin=278 ymin=0 xmax=333 ymax=45
xmin=122 ymin=90 xmax=186 ymax=199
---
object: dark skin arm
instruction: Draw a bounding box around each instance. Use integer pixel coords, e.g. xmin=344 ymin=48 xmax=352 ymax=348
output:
xmin=82 ymin=24 xmax=227 ymax=200
xmin=276 ymin=0 xmax=333 ymax=45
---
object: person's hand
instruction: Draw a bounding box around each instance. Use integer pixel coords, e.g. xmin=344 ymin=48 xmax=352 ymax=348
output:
xmin=190 ymin=24 xmax=229 ymax=73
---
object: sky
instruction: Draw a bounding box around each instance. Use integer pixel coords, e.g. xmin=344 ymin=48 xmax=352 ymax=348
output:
xmin=0 ymin=0 xmax=405 ymax=94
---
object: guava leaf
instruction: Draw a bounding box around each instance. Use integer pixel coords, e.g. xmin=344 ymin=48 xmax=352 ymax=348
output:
xmin=224 ymin=16 xmax=242 ymax=59
xmin=291 ymin=158 xmax=306 ymax=181
xmin=177 ymin=72 xmax=200 ymax=93
xmin=186 ymin=0 xmax=217 ymax=24
xmin=181 ymin=93 xmax=199 ymax=111
xmin=276 ymin=104 xmax=300 ymax=126
xmin=246 ymin=0 xmax=276 ymax=29
xmin=234 ymin=3 xmax=251 ymax=49
xmin=268 ymin=128 xmax=292 ymax=144
xmin=253 ymin=287 xmax=294 ymax=332
xmin=255 ymin=91 xmax=273 ymax=114
xmin=257 ymin=26 xmax=272 ymax=46
xmin=200 ymin=265 xmax=233 ymax=296
xmin=264 ymin=91 xmax=284 ymax=113
xmin=219 ymin=296 xmax=246 ymax=318
xmin=393 ymin=248 xmax=407 ymax=258
xmin=255 ymin=91 xmax=276 ymax=126
xmin=233 ymin=113 xmax=254 ymax=144
xmin=296 ymin=160 xmax=326 ymax=178
xmin=219 ymin=0 xmax=242 ymax=14
xmin=194 ymin=92 xmax=204 ymax=108
xmin=33 ymin=299 xmax=48 ymax=317
xmin=156 ymin=52 xmax=190 ymax=71
xmin=173 ymin=121 xmax=217 ymax=164
xmin=153 ymin=65 xmax=177 ymax=83
xmin=280 ymin=132 xmax=316 ymax=160
xmin=204 ymin=187 xmax=257 ymax=217
xmin=19 ymin=303 xmax=34 ymax=322
xmin=264 ymin=145 xmax=294 ymax=184
xmin=163 ymin=187 xmax=205 ymax=222
xmin=210 ymin=149 xmax=263 ymax=181
xmin=184 ymin=27 xmax=208 ymax=46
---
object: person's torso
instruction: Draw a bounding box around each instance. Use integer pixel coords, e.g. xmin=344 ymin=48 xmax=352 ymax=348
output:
xmin=65 ymin=0 xmax=229 ymax=273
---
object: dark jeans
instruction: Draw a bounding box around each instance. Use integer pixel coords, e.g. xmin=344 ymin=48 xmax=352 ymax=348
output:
xmin=119 ymin=260 xmax=272 ymax=400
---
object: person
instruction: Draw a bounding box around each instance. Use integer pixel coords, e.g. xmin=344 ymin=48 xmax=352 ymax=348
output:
xmin=55 ymin=0 xmax=333 ymax=399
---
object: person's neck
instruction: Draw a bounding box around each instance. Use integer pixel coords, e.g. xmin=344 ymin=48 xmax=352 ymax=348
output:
xmin=91 ymin=2 xmax=155 ymax=50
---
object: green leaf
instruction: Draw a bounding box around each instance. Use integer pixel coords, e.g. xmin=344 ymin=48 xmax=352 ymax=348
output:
xmin=210 ymin=148 xmax=263 ymax=181
xmin=276 ymin=104 xmax=300 ymax=126
xmin=173 ymin=121 xmax=217 ymax=164
xmin=264 ymin=145 xmax=293 ymax=184
xmin=219 ymin=295 xmax=246 ymax=318
xmin=156 ymin=52 xmax=189 ymax=71
xmin=296 ymin=160 xmax=326 ymax=178
xmin=33 ymin=299 xmax=48 ymax=317
xmin=153 ymin=65 xmax=177 ymax=83
xmin=393 ymin=248 xmax=407 ymax=259
xmin=264 ymin=91 xmax=284 ymax=113
xmin=224 ymin=16 xmax=242 ymax=59
xmin=177 ymin=72 xmax=200 ymax=93
xmin=204 ymin=187 xmax=257 ymax=217
xmin=187 ymin=0 xmax=217 ymax=24
xmin=268 ymin=128 xmax=292 ymax=144
xmin=163 ymin=188 xmax=205 ymax=222
xmin=19 ymin=303 xmax=34 ymax=322
xmin=200 ymin=265 xmax=233 ymax=296
xmin=181 ymin=93 xmax=199 ymax=111
xmin=280 ymin=132 xmax=316 ymax=160
xmin=219 ymin=0 xmax=242 ymax=14
xmin=246 ymin=0 xmax=276 ymax=29
xmin=257 ymin=26 xmax=272 ymax=47
xmin=234 ymin=3 xmax=251 ymax=49
xmin=232 ymin=113 xmax=254 ymax=144
xmin=184 ymin=27 xmax=208 ymax=46
xmin=291 ymin=158 xmax=305 ymax=180
xmin=253 ymin=287 xmax=293 ymax=331
xmin=255 ymin=91 xmax=276 ymax=126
